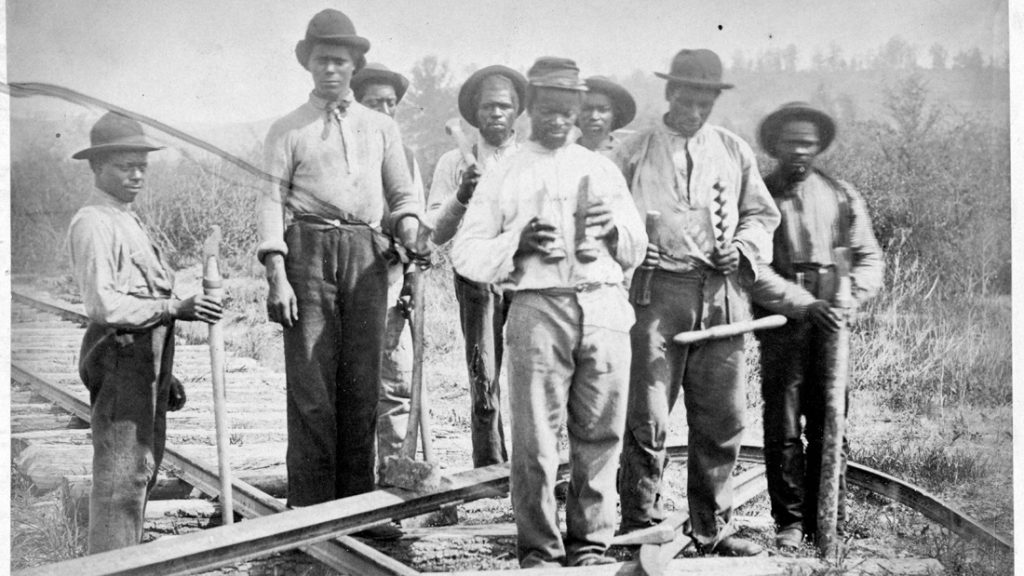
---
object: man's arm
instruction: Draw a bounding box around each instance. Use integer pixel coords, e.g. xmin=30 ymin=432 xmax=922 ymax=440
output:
xmin=596 ymin=158 xmax=646 ymax=272
xmin=256 ymin=123 xmax=298 ymax=327
xmin=450 ymin=168 xmax=521 ymax=284
xmin=424 ymin=150 xmax=469 ymax=245
xmin=730 ymin=139 xmax=782 ymax=284
xmin=843 ymin=184 xmax=885 ymax=305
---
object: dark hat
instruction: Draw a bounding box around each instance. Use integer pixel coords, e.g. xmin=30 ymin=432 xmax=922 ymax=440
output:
xmin=457 ymin=65 xmax=528 ymax=128
xmin=655 ymin=49 xmax=734 ymax=90
xmin=583 ymin=76 xmax=636 ymax=131
xmin=758 ymin=101 xmax=837 ymax=157
xmin=351 ymin=62 xmax=410 ymax=103
xmin=527 ymin=57 xmax=587 ymax=91
xmin=295 ymin=9 xmax=371 ymax=68
xmin=71 ymin=112 xmax=163 ymax=160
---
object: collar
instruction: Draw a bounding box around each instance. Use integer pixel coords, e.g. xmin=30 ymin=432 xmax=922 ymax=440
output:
xmin=659 ymin=115 xmax=710 ymax=141
xmin=308 ymin=90 xmax=355 ymax=112
xmin=478 ymin=130 xmax=518 ymax=157
xmin=88 ymin=189 xmax=134 ymax=212
xmin=525 ymin=137 xmax=575 ymax=155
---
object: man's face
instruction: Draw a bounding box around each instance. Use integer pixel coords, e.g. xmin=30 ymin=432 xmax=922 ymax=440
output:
xmin=308 ymin=44 xmax=356 ymax=101
xmin=529 ymin=88 xmax=582 ymax=150
xmin=359 ymin=83 xmax=398 ymax=117
xmin=94 ymin=151 xmax=149 ymax=204
xmin=666 ymin=84 xmax=719 ymax=137
xmin=578 ymin=92 xmax=615 ymax=149
xmin=776 ymin=120 xmax=821 ymax=180
xmin=475 ymin=79 xmax=518 ymax=147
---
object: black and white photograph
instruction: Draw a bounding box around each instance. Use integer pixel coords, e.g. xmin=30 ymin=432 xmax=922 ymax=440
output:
xmin=3 ymin=1 xmax=1017 ymax=574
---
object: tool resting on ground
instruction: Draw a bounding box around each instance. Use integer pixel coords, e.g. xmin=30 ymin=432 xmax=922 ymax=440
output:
xmin=817 ymin=247 xmax=852 ymax=556
xmin=381 ymin=235 xmax=441 ymax=492
xmin=203 ymin=226 xmax=233 ymax=523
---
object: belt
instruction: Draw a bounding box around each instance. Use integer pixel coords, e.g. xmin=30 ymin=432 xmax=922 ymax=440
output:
xmin=787 ymin=262 xmax=835 ymax=278
xmin=520 ymin=282 xmax=614 ymax=296
xmin=292 ymin=212 xmax=374 ymax=230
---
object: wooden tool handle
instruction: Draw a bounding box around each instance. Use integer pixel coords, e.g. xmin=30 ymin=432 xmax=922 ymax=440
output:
xmin=203 ymin=226 xmax=233 ymax=524
xmin=672 ymin=314 xmax=787 ymax=345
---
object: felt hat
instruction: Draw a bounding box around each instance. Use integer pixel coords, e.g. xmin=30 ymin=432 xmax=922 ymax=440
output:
xmin=583 ymin=76 xmax=637 ymax=131
xmin=527 ymin=57 xmax=587 ymax=91
xmin=352 ymin=62 xmax=410 ymax=103
xmin=71 ymin=112 xmax=163 ymax=160
xmin=294 ymin=9 xmax=371 ymax=68
xmin=457 ymin=65 xmax=528 ymax=128
xmin=758 ymin=101 xmax=837 ymax=157
xmin=655 ymin=49 xmax=734 ymax=90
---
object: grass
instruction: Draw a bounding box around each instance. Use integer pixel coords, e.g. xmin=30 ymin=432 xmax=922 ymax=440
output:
xmin=10 ymin=465 xmax=87 ymax=569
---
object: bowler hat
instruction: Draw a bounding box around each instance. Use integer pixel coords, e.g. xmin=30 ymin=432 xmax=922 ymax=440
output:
xmin=583 ymin=76 xmax=636 ymax=131
xmin=458 ymin=65 xmax=528 ymax=128
xmin=352 ymin=62 xmax=410 ymax=103
xmin=71 ymin=112 xmax=163 ymax=160
xmin=527 ymin=57 xmax=587 ymax=91
xmin=655 ymin=49 xmax=734 ymax=90
xmin=295 ymin=9 xmax=371 ymax=69
xmin=758 ymin=101 xmax=837 ymax=157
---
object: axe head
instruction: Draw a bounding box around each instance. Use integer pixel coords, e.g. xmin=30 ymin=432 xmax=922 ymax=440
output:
xmin=203 ymin=225 xmax=223 ymax=260
xmin=444 ymin=117 xmax=464 ymax=137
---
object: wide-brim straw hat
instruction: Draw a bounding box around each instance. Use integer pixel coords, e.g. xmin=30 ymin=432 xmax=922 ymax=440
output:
xmin=457 ymin=65 xmax=528 ymax=128
xmin=654 ymin=48 xmax=734 ymax=90
xmin=758 ymin=101 xmax=837 ymax=157
xmin=295 ymin=9 xmax=371 ymax=68
xmin=583 ymin=76 xmax=637 ymax=131
xmin=71 ymin=112 xmax=163 ymax=160
xmin=352 ymin=62 xmax=410 ymax=103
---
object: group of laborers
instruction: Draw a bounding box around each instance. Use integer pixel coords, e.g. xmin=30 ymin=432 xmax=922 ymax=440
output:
xmin=66 ymin=7 xmax=883 ymax=568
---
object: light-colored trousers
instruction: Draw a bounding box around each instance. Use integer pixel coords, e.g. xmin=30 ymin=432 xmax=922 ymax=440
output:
xmin=506 ymin=287 xmax=631 ymax=567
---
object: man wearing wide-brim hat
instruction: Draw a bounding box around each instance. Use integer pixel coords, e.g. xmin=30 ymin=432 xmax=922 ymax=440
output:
xmin=453 ymin=57 xmax=646 ymax=568
xmin=256 ymin=9 xmax=428 ymax=534
xmin=612 ymin=48 xmax=779 ymax=557
xmin=577 ymin=75 xmax=636 ymax=154
xmin=424 ymin=63 xmax=527 ymax=470
xmin=68 ymin=112 xmax=223 ymax=552
xmin=351 ymin=61 xmax=426 ymax=484
xmin=750 ymin=101 xmax=883 ymax=550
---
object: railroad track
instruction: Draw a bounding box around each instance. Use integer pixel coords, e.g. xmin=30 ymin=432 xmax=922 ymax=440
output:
xmin=9 ymin=287 xmax=1010 ymax=575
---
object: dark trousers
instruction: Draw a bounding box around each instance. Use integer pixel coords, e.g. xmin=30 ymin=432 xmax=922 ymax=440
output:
xmin=619 ymin=270 xmax=746 ymax=547
xmin=759 ymin=319 xmax=849 ymax=535
xmin=283 ymin=221 xmax=390 ymax=506
xmin=79 ymin=322 xmax=174 ymax=553
xmin=453 ymin=273 xmax=509 ymax=467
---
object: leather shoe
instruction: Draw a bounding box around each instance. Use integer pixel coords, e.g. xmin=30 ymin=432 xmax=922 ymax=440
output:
xmin=775 ymin=527 xmax=803 ymax=550
xmin=569 ymin=554 xmax=616 ymax=567
xmin=708 ymin=535 xmax=765 ymax=557
xmin=354 ymin=521 xmax=403 ymax=540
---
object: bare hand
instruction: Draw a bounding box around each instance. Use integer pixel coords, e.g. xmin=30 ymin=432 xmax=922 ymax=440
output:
xmin=643 ymin=243 xmax=661 ymax=268
xmin=711 ymin=243 xmax=740 ymax=275
xmin=397 ymin=273 xmax=415 ymax=319
xmin=456 ymin=164 xmax=482 ymax=205
xmin=806 ymin=300 xmax=841 ymax=332
xmin=266 ymin=275 xmax=298 ymax=327
xmin=172 ymin=294 xmax=223 ymax=324
xmin=518 ymin=217 xmax=561 ymax=257
xmin=168 ymin=376 xmax=187 ymax=411
xmin=584 ymin=196 xmax=617 ymax=240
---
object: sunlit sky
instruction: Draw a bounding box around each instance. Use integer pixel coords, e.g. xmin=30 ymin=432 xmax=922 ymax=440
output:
xmin=6 ymin=0 xmax=1010 ymax=125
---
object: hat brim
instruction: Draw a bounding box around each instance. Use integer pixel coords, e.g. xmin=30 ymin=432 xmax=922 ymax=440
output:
xmin=758 ymin=105 xmax=836 ymax=157
xmin=654 ymin=72 xmax=733 ymax=90
xmin=295 ymin=37 xmax=371 ymax=68
xmin=352 ymin=68 xmax=410 ymax=103
xmin=584 ymin=78 xmax=637 ymax=131
xmin=72 ymin=142 xmax=164 ymax=160
xmin=458 ymin=65 xmax=528 ymax=128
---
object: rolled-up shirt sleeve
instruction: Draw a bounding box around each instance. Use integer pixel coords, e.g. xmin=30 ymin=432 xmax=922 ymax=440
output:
xmin=450 ymin=168 xmax=521 ymax=284
xmin=69 ymin=213 xmax=171 ymax=329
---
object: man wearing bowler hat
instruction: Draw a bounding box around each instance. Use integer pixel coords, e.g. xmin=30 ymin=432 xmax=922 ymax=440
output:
xmin=453 ymin=57 xmax=646 ymax=568
xmin=576 ymin=76 xmax=636 ymax=154
xmin=256 ymin=9 xmax=427 ymax=536
xmin=425 ymin=64 xmax=527 ymax=468
xmin=613 ymin=49 xmax=779 ymax=556
xmin=351 ymin=62 xmax=427 ymax=480
xmin=751 ymin=102 xmax=883 ymax=549
xmin=69 ymin=112 xmax=223 ymax=552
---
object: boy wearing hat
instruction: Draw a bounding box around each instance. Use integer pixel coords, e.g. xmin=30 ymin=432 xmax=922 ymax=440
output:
xmin=452 ymin=57 xmax=646 ymax=568
xmin=351 ymin=62 xmax=426 ymax=480
xmin=256 ymin=9 xmax=427 ymax=525
xmin=751 ymin=102 xmax=883 ymax=549
xmin=425 ymin=64 xmax=527 ymax=468
xmin=613 ymin=49 xmax=779 ymax=556
xmin=69 ymin=112 xmax=224 ymax=552
xmin=576 ymin=76 xmax=636 ymax=154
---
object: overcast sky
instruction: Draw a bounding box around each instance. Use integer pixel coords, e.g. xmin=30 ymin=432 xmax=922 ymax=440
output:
xmin=6 ymin=0 xmax=1011 ymax=125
